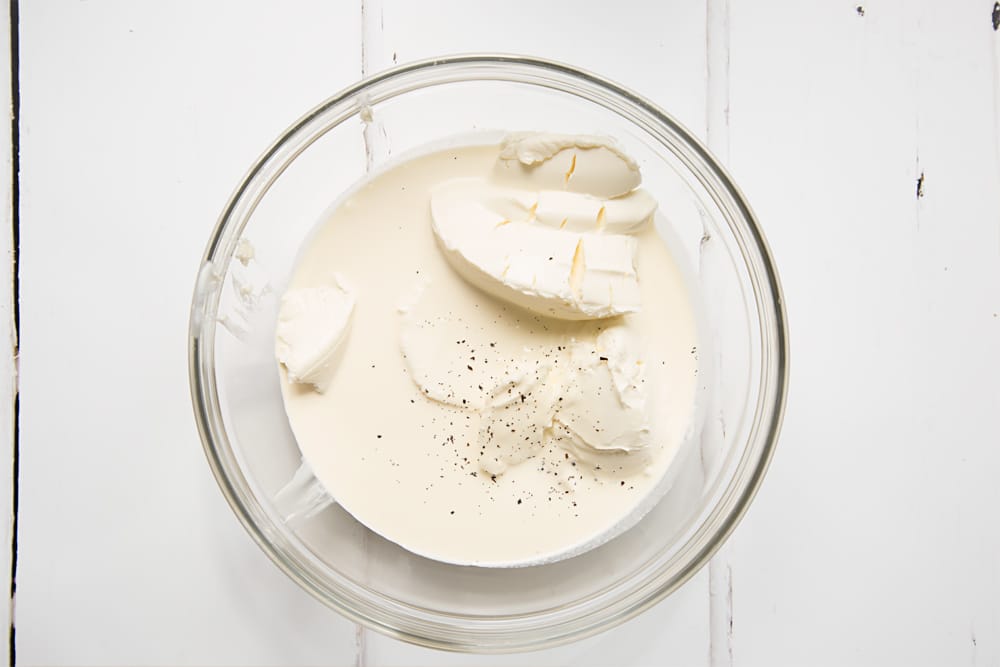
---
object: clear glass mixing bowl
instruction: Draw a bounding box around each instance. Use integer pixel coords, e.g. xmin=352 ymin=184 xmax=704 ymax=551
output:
xmin=188 ymin=55 xmax=788 ymax=652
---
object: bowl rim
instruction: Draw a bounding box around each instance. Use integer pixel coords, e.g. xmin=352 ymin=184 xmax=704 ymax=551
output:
xmin=188 ymin=53 xmax=789 ymax=652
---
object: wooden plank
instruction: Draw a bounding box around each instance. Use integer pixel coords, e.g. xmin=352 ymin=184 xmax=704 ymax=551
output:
xmin=0 ymin=1 xmax=13 ymax=665
xmin=724 ymin=1 xmax=1000 ymax=664
xmin=15 ymin=2 xmax=362 ymax=664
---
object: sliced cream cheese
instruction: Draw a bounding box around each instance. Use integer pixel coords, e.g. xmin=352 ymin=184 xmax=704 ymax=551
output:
xmin=431 ymin=178 xmax=641 ymax=320
xmin=275 ymin=277 xmax=355 ymax=392
xmin=494 ymin=132 xmax=641 ymax=199
xmin=491 ymin=187 xmax=657 ymax=234
xmin=431 ymin=132 xmax=656 ymax=321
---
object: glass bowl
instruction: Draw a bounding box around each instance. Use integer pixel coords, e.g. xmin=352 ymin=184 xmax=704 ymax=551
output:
xmin=188 ymin=54 xmax=788 ymax=652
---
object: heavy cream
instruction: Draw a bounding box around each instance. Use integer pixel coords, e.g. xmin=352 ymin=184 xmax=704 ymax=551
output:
xmin=276 ymin=133 xmax=699 ymax=567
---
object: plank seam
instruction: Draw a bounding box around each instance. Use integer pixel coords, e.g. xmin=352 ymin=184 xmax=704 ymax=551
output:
xmin=6 ymin=0 xmax=18 ymax=664
xmin=355 ymin=1 xmax=371 ymax=663
xmin=705 ymin=0 xmax=733 ymax=664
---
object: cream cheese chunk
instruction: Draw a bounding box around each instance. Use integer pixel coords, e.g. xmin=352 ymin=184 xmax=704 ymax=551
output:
xmin=430 ymin=178 xmax=641 ymax=320
xmin=533 ymin=189 xmax=656 ymax=234
xmin=274 ymin=278 xmax=355 ymax=392
xmin=550 ymin=328 xmax=651 ymax=472
xmin=430 ymin=131 xmax=656 ymax=321
xmin=400 ymin=280 xmax=654 ymax=480
xmin=494 ymin=132 xmax=641 ymax=198
xmin=481 ymin=184 xmax=656 ymax=234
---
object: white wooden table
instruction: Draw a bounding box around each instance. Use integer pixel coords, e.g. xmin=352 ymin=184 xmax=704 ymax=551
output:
xmin=6 ymin=1 xmax=1000 ymax=665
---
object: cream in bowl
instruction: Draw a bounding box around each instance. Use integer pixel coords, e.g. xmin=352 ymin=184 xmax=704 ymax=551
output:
xmin=275 ymin=132 xmax=698 ymax=567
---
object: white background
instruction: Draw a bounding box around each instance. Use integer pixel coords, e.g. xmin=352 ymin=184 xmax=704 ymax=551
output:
xmin=5 ymin=1 xmax=1000 ymax=665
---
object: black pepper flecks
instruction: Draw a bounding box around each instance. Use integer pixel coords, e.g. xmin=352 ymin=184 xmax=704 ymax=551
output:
xmin=406 ymin=310 xmax=655 ymax=524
